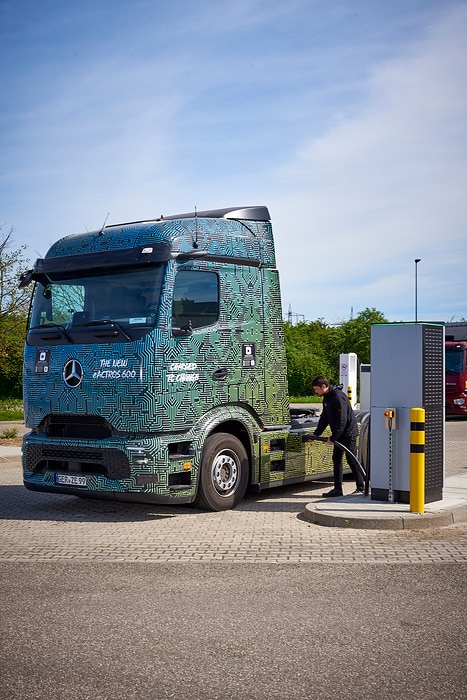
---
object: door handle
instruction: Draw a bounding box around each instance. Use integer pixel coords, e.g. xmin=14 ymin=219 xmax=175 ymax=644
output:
xmin=212 ymin=367 xmax=228 ymax=381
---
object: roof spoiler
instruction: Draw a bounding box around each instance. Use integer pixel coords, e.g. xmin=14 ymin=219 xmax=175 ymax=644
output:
xmin=107 ymin=206 xmax=271 ymax=228
xmin=163 ymin=206 xmax=271 ymax=222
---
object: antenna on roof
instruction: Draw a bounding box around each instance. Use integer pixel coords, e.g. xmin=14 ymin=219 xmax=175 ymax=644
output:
xmin=98 ymin=212 xmax=110 ymax=236
xmin=193 ymin=206 xmax=199 ymax=248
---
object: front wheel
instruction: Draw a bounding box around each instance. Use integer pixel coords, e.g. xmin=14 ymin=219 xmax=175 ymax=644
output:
xmin=194 ymin=433 xmax=249 ymax=511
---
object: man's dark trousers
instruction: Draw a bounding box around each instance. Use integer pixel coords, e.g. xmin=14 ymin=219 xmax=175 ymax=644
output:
xmin=332 ymin=434 xmax=364 ymax=490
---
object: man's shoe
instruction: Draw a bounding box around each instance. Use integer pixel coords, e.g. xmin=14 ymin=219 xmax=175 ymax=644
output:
xmin=321 ymin=488 xmax=343 ymax=498
xmin=352 ymin=487 xmax=364 ymax=495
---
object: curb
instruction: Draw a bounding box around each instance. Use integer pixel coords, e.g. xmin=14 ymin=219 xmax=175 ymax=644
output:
xmin=303 ymin=498 xmax=467 ymax=530
xmin=0 ymin=446 xmax=22 ymax=457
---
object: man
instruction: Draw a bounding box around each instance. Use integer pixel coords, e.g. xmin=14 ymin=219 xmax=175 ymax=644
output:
xmin=304 ymin=375 xmax=364 ymax=497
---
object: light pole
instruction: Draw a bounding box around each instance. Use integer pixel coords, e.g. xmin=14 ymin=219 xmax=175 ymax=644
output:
xmin=414 ymin=258 xmax=421 ymax=322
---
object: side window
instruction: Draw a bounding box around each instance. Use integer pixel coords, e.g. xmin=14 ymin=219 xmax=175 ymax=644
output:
xmin=172 ymin=271 xmax=219 ymax=330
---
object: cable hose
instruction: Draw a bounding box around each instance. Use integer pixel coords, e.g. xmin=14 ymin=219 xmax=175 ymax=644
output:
xmin=302 ymin=435 xmax=369 ymax=495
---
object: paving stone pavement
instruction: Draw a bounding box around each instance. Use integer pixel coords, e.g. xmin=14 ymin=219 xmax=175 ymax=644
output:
xmin=1 ymin=421 xmax=466 ymax=564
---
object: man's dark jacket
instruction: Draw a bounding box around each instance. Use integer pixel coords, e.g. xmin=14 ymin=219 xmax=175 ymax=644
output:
xmin=315 ymin=385 xmax=357 ymax=442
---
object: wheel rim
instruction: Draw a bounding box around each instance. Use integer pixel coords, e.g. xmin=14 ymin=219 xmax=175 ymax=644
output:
xmin=210 ymin=449 xmax=239 ymax=496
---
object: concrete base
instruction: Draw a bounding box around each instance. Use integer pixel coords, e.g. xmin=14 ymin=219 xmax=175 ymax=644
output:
xmin=303 ymin=474 xmax=467 ymax=530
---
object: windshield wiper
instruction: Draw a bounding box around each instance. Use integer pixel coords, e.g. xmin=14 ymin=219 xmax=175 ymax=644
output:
xmin=84 ymin=319 xmax=132 ymax=341
xmin=30 ymin=323 xmax=74 ymax=344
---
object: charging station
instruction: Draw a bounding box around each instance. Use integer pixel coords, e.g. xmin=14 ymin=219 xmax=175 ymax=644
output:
xmin=340 ymin=353 xmax=358 ymax=409
xmin=370 ymin=323 xmax=444 ymax=504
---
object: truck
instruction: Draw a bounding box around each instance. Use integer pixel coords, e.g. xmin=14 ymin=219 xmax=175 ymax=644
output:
xmin=19 ymin=206 xmax=368 ymax=510
xmin=445 ymin=322 xmax=467 ymax=417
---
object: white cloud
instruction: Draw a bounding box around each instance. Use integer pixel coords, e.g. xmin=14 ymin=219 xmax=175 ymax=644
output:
xmin=0 ymin=1 xmax=465 ymax=322
xmin=273 ymin=3 xmax=467 ymax=322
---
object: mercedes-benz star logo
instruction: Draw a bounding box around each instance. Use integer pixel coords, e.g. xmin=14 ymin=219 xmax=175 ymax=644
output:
xmin=63 ymin=359 xmax=84 ymax=387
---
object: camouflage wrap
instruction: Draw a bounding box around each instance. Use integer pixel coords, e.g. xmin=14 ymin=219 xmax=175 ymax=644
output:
xmin=22 ymin=210 xmax=336 ymax=505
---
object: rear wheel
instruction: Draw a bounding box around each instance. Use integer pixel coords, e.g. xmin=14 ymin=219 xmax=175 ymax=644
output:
xmin=194 ymin=433 xmax=249 ymax=511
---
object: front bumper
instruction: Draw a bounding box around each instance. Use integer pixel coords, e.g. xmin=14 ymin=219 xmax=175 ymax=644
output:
xmin=22 ymin=432 xmax=197 ymax=504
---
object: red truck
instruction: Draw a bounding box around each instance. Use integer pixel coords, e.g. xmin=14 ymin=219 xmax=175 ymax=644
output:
xmin=445 ymin=322 xmax=467 ymax=417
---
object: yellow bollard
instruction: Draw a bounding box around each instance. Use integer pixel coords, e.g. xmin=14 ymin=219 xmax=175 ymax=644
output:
xmin=410 ymin=407 xmax=425 ymax=513
xmin=347 ymin=385 xmax=352 ymax=405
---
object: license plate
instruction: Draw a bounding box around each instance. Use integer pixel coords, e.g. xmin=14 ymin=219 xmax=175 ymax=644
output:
xmin=55 ymin=474 xmax=87 ymax=487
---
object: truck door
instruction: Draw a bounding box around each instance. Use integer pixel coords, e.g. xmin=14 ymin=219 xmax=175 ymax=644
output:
xmin=162 ymin=264 xmax=266 ymax=433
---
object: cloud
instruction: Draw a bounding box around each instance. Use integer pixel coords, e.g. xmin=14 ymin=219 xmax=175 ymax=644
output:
xmin=1 ymin=1 xmax=465 ymax=322
xmin=272 ymin=3 xmax=467 ymax=321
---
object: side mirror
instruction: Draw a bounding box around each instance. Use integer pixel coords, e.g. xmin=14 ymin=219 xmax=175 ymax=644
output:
xmin=18 ymin=269 xmax=34 ymax=288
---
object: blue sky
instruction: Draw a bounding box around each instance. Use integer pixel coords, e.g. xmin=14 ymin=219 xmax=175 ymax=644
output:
xmin=1 ymin=0 xmax=466 ymax=324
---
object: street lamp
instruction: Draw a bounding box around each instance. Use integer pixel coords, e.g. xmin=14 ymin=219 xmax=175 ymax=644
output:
xmin=414 ymin=258 xmax=421 ymax=322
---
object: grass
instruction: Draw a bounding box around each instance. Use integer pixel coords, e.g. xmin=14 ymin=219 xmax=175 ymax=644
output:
xmin=290 ymin=396 xmax=321 ymax=404
xmin=0 ymin=398 xmax=24 ymax=421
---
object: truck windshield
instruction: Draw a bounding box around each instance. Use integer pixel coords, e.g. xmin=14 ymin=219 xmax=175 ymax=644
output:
xmin=29 ymin=265 xmax=165 ymax=336
xmin=445 ymin=347 xmax=465 ymax=375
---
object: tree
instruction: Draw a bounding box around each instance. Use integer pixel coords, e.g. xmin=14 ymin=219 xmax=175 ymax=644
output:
xmin=0 ymin=226 xmax=32 ymax=397
xmin=284 ymin=319 xmax=338 ymax=396
xmin=283 ymin=308 xmax=388 ymax=397
xmin=335 ymin=308 xmax=388 ymax=365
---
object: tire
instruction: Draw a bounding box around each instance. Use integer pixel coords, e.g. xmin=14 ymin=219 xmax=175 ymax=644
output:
xmin=194 ymin=433 xmax=249 ymax=511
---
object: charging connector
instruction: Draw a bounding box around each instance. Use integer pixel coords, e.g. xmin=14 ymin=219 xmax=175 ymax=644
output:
xmin=384 ymin=408 xmax=396 ymax=430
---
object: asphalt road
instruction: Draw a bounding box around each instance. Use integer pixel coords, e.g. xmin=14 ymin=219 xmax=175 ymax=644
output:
xmin=0 ymin=418 xmax=466 ymax=699
xmin=1 ymin=562 xmax=466 ymax=700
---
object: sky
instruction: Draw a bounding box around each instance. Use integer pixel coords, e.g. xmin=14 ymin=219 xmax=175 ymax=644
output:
xmin=1 ymin=0 xmax=466 ymax=324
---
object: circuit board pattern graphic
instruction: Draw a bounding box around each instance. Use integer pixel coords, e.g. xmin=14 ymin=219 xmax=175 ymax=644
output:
xmin=23 ymin=211 xmax=334 ymax=504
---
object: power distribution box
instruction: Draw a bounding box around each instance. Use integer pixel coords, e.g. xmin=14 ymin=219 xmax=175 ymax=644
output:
xmin=370 ymin=323 xmax=444 ymax=503
xmin=359 ymin=364 xmax=371 ymax=411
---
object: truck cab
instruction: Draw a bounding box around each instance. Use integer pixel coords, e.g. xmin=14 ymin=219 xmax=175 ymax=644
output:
xmin=445 ymin=340 xmax=467 ymax=416
xmin=19 ymin=206 xmax=364 ymax=510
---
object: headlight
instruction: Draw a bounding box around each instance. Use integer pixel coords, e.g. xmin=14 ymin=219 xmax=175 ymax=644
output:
xmin=453 ymin=397 xmax=466 ymax=406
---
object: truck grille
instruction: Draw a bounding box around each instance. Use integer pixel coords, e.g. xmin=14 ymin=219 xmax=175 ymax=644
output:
xmin=25 ymin=444 xmax=130 ymax=480
xmin=39 ymin=414 xmax=112 ymax=439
